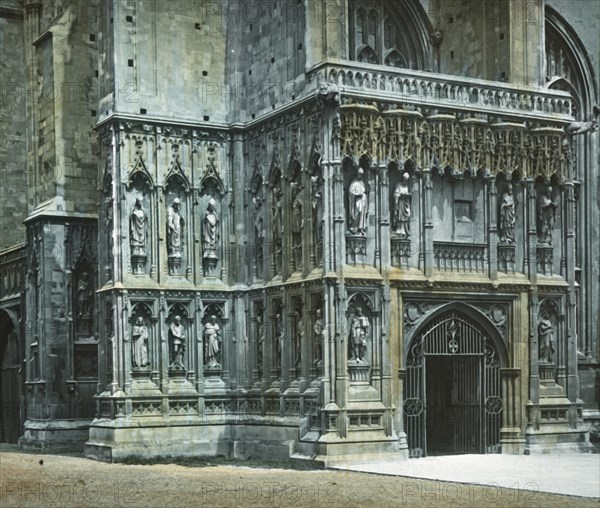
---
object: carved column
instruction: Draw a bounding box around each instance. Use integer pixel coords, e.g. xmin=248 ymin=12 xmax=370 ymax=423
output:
xmin=121 ymin=293 xmax=132 ymax=393
xmin=526 ymin=179 xmax=538 ymax=282
xmin=528 ymin=297 xmax=540 ymax=405
xmin=556 ymin=311 xmax=566 ymax=389
xmin=563 ymin=180 xmax=578 ymax=402
xmin=487 ymin=175 xmax=498 ymax=279
xmin=194 ymin=295 xmax=204 ymax=393
xmin=422 ymin=170 xmax=434 ymax=276
xmin=378 ymin=163 xmax=391 ymax=272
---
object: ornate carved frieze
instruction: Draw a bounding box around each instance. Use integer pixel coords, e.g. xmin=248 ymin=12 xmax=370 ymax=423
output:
xmin=338 ymin=100 xmax=570 ymax=180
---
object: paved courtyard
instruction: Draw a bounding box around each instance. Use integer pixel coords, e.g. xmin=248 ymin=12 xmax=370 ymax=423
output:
xmin=0 ymin=447 xmax=598 ymax=507
xmin=332 ymin=452 xmax=600 ymax=499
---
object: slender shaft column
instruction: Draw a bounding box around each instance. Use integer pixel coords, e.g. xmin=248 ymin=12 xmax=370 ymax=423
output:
xmin=422 ymin=170 xmax=434 ymax=276
xmin=487 ymin=176 xmax=498 ymax=280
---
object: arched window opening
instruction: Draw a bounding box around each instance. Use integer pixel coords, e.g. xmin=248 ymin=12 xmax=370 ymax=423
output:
xmin=350 ymin=0 xmax=432 ymax=71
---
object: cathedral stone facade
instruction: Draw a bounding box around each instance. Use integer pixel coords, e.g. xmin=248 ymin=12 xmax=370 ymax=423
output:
xmin=0 ymin=0 xmax=598 ymax=463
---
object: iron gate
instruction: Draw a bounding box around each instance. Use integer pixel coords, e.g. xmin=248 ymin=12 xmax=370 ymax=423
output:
xmin=403 ymin=311 xmax=502 ymax=457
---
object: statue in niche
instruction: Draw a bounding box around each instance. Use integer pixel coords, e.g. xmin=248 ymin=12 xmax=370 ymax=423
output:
xmin=204 ymin=315 xmax=221 ymax=369
xmin=169 ymin=315 xmax=185 ymax=366
xmin=255 ymin=213 xmax=264 ymax=275
xmin=499 ymin=183 xmax=516 ymax=243
xmin=77 ymin=272 xmax=93 ymax=318
xmin=348 ymin=307 xmax=370 ymax=363
xmin=393 ymin=172 xmax=412 ymax=238
xmin=272 ymin=185 xmax=284 ymax=273
xmin=311 ymin=175 xmax=323 ymax=263
xmin=294 ymin=308 xmax=303 ymax=369
xmin=76 ymin=271 xmax=93 ymax=336
xmin=348 ymin=167 xmax=368 ymax=234
xmin=167 ymin=198 xmax=184 ymax=257
xmin=130 ymin=197 xmax=148 ymax=256
xmin=537 ymin=186 xmax=557 ymax=245
xmin=130 ymin=197 xmax=148 ymax=274
xmin=256 ymin=313 xmax=264 ymax=372
xmin=274 ymin=310 xmax=283 ymax=369
xmin=202 ymin=198 xmax=220 ymax=272
xmin=291 ymin=181 xmax=303 ymax=270
xmin=538 ymin=311 xmax=555 ymax=363
xmin=131 ymin=316 xmax=149 ymax=369
xmin=314 ymin=308 xmax=324 ymax=365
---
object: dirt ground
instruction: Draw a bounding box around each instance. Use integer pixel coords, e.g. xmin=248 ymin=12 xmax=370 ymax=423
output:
xmin=0 ymin=449 xmax=597 ymax=508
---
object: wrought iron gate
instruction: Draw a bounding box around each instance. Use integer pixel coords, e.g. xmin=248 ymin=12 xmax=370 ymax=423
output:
xmin=404 ymin=311 xmax=502 ymax=457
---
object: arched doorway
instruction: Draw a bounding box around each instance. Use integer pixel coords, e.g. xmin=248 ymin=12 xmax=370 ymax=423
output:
xmin=0 ymin=310 xmax=21 ymax=443
xmin=403 ymin=307 xmax=505 ymax=457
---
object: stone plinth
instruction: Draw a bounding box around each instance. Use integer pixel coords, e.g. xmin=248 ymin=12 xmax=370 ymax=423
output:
xmin=346 ymin=234 xmax=366 ymax=265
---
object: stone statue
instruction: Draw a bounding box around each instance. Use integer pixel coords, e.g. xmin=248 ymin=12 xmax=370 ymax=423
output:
xmin=311 ymin=175 xmax=323 ymax=263
xmin=130 ymin=197 xmax=148 ymax=256
xmin=314 ymin=308 xmax=324 ymax=365
xmin=167 ymin=198 xmax=184 ymax=257
xmin=294 ymin=309 xmax=303 ymax=369
xmin=393 ymin=172 xmax=411 ymax=238
xmin=202 ymin=198 xmax=220 ymax=270
xmin=131 ymin=316 xmax=149 ymax=368
xmin=77 ymin=272 xmax=93 ymax=318
xmin=538 ymin=311 xmax=555 ymax=363
xmin=499 ymin=183 xmax=516 ymax=243
xmin=272 ymin=185 xmax=283 ymax=272
xmin=291 ymin=182 xmax=303 ymax=270
xmin=275 ymin=311 xmax=283 ymax=369
xmin=256 ymin=313 xmax=264 ymax=372
xmin=204 ymin=315 xmax=221 ymax=369
xmin=537 ymin=186 xmax=557 ymax=245
xmin=253 ymin=194 xmax=264 ymax=276
xmin=348 ymin=168 xmax=368 ymax=234
xmin=169 ymin=315 xmax=185 ymax=366
xmin=348 ymin=307 xmax=369 ymax=363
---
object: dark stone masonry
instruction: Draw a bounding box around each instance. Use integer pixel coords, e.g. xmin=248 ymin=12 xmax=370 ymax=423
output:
xmin=0 ymin=0 xmax=598 ymax=464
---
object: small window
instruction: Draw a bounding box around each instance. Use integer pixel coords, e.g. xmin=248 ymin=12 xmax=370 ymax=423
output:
xmin=455 ymin=200 xmax=472 ymax=221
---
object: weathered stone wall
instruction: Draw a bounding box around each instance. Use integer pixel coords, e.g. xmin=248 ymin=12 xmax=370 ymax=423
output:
xmin=0 ymin=8 xmax=27 ymax=250
xmin=99 ymin=1 xmax=227 ymax=125
xmin=229 ymin=0 xmax=307 ymax=121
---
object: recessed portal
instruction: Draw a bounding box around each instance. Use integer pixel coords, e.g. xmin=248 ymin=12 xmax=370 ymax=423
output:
xmin=404 ymin=308 xmax=504 ymax=457
xmin=426 ymin=355 xmax=481 ymax=455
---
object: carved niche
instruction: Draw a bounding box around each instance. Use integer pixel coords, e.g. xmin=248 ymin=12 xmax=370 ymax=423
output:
xmin=200 ymin=149 xmax=225 ymax=277
xmin=164 ymin=146 xmax=189 ymax=276
xmin=309 ymin=151 xmax=324 ymax=266
xmin=344 ymin=157 xmax=370 ymax=265
xmin=249 ymin=161 xmax=265 ymax=279
xmin=254 ymin=301 xmax=265 ymax=377
xmin=291 ymin=297 xmax=304 ymax=378
xmin=289 ymin=160 xmax=303 ymax=273
xmin=203 ymin=303 xmax=224 ymax=375
xmin=127 ymin=140 xmax=153 ymax=276
xmin=167 ymin=305 xmax=187 ymax=370
xmin=270 ymin=166 xmax=284 ymax=276
xmin=537 ymin=184 xmax=557 ymax=246
xmin=346 ymin=293 xmax=374 ymax=385
xmin=131 ymin=304 xmax=152 ymax=370
xmin=272 ymin=300 xmax=284 ymax=375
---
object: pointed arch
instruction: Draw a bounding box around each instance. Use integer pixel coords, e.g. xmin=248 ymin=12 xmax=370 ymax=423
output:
xmin=350 ymin=0 xmax=433 ymax=71
xmin=404 ymin=301 xmax=508 ymax=368
xmin=545 ymin=7 xmax=598 ymax=116
xmin=200 ymin=161 xmax=225 ymax=197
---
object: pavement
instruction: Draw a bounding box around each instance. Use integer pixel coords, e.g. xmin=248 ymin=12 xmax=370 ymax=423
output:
xmin=330 ymin=453 xmax=600 ymax=499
